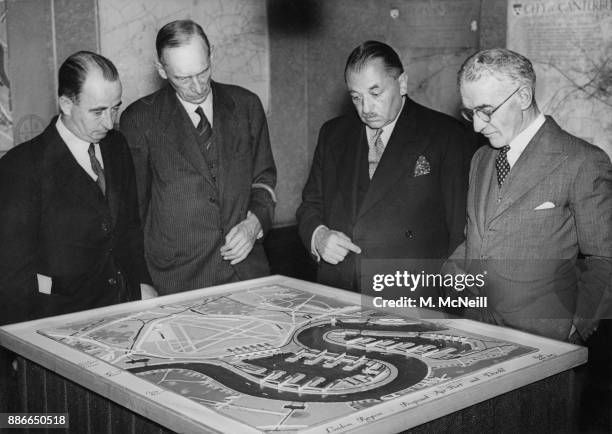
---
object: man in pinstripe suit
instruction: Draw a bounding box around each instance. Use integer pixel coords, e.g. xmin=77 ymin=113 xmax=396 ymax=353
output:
xmin=448 ymin=48 xmax=612 ymax=341
xmin=121 ymin=20 xmax=276 ymax=295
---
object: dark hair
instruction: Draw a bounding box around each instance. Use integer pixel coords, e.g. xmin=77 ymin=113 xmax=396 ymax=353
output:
xmin=458 ymin=48 xmax=536 ymax=92
xmin=58 ymin=51 xmax=119 ymax=101
xmin=344 ymin=40 xmax=404 ymax=80
xmin=156 ymin=19 xmax=210 ymax=60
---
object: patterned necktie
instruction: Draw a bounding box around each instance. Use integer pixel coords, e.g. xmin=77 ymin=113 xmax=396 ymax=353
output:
xmin=195 ymin=106 xmax=212 ymax=148
xmin=368 ymin=129 xmax=385 ymax=179
xmin=88 ymin=143 xmax=106 ymax=195
xmin=495 ymin=145 xmax=511 ymax=187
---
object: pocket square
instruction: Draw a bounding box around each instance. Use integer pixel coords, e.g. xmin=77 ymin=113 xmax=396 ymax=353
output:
xmin=414 ymin=155 xmax=431 ymax=177
xmin=534 ymin=201 xmax=556 ymax=210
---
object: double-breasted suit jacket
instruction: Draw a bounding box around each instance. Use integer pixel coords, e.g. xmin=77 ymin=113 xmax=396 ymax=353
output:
xmin=449 ymin=117 xmax=612 ymax=340
xmin=297 ymin=98 xmax=470 ymax=292
xmin=0 ymin=120 xmax=149 ymax=325
xmin=120 ymin=82 xmax=276 ymax=294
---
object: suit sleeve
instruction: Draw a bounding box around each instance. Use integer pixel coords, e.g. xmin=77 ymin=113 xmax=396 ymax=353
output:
xmin=119 ymin=106 xmax=152 ymax=225
xmin=441 ymin=145 xmax=487 ymax=297
xmin=0 ymin=152 xmax=40 ymax=325
xmin=571 ymin=147 xmax=612 ymax=339
xmin=117 ymin=133 xmax=152 ymax=286
xmin=246 ymin=94 xmax=277 ymax=237
xmin=440 ymin=122 xmax=470 ymax=256
xmin=296 ymin=124 xmax=328 ymax=252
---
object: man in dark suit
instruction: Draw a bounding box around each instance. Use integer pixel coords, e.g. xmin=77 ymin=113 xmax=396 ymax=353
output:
xmin=297 ymin=41 xmax=469 ymax=292
xmin=448 ymin=48 xmax=612 ymax=341
xmin=120 ymin=20 xmax=276 ymax=295
xmin=0 ymin=51 xmax=153 ymax=325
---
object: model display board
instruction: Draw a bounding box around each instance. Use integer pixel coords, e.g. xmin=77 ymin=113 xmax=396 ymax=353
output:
xmin=0 ymin=276 xmax=586 ymax=434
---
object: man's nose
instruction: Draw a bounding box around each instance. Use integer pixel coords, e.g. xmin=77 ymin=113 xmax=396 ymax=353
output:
xmin=472 ymin=115 xmax=487 ymax=133
xmin=101 ymin=110 xmax=113 ymax=130
xmin=191 ymin=77 xmax=202 ymax=94
xmin=361 ymin=96 xmax=373 ymax=114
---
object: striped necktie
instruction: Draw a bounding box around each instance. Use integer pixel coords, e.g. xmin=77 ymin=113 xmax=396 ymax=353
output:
xmin=195 ymin=106 xmax=212 ymax=148
xmin=368 ymin=129 xmax=385 ymax=179
xmin=88 ymin=143 xmax=106 ymax=195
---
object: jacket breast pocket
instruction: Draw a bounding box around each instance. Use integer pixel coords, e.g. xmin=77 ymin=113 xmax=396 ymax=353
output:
xmin=523 ymin=206 xmax=567 ymax=219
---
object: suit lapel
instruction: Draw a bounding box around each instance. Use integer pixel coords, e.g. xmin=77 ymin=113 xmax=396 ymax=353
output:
xmin=40 ymin=120 xmax=108 ymax=216
xmin=473 ymin=146 xmax=496 ymax=234
xmin=158 ymin=85 xmax=216 ymax=187
xmin=336 ymin=121 xmax=365 ymax=222
xmin=357 ymin=98 xmax=428 ymax=218
xmin=490 ymin=118 xmax=568 ymax=222
xmin=214 ymin=82 xmax=238 ymax=202
xmin=100 ymin=137 xmax=119 ymax=226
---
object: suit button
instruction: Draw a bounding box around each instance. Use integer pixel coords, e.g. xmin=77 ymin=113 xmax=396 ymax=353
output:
xmin=101 ymin=222 xmax=110 ymax=232
xmin=209 ymin=197 xmax=216 ymax=203
xmin=108 ymin=278 xmax=117 ymax=285
xmin=405 ymin=230 xmax=414 ymax=239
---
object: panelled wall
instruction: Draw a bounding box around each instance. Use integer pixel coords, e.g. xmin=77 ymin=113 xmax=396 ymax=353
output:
xmin=1 ymin=0 xmax=508 ymax=291
xmin=3 ymin=0 xmax=506 ymax=223
xmin=268 ymin=0 xmax=507 ymax=226
xmin=6 ymin=0 xmax=98 ymax=150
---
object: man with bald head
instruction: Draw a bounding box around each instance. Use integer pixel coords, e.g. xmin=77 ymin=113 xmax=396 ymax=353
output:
xmin=0 ymin=51 xmax=153 ymax=325
xmin=121 ymin=20 xmax=276 ymax=294
xmin=448 ymin=48 xmax=612 ymax=341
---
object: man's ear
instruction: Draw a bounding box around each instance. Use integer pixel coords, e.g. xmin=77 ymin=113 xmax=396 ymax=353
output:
xmin=398 ymin=72 xmax=408 ymax=96
xmin=155 ymin=60 xmax=168 ymax=80
xmin=58 ymin=95 xmax=73 ymax=117
xmin=517 ymin=86 xmax=534 ymax=110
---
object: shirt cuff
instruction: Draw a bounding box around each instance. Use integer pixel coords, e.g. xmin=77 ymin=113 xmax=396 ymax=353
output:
xmin=247 ymin=211 xmax=264 ymax=240
xmin=311 ymin=225 xmax=328 ymax=262
xmin=251 ymin=183 xmax=277 ymax=203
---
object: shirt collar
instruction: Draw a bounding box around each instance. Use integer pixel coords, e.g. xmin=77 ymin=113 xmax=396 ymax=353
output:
xmin=366 ymin=96 xmax=405 ymax=144
xmin=176 ymin=92 xmax=214 ymax=127
xmin=55 ymin=116 xmax=102 ymax=178
xmin=56 ymin=115 xmax=91 ymax=148
xmin=507 ymin=112 xmax=545 ymax=167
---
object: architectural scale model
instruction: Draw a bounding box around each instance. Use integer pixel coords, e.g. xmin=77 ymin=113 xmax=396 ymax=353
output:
xmin=37 ymin=282 xmax=539 ymax=432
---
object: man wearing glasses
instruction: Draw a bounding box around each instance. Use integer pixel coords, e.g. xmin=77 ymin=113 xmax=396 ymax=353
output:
xmin=446 ymin=48 xmax=612 ymax=342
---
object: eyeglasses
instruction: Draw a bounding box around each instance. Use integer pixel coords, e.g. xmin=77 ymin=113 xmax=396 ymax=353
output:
xmin=460 ymin=86 xmax=521 ymax=123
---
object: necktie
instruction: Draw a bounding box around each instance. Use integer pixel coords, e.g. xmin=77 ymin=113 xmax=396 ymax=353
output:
xmin=195 ymin=106 xmax=212 ymax=148
xmin=368 ymin=129 xmax=385 ymax=179
xmin=88 ymin=143 xmax=106 ymax=195
xmin=495 ymin=145 xmax=511 ymax=187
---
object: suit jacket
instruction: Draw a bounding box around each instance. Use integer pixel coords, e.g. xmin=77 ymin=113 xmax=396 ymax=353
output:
xmin=0 ymin=120 xmax=150 ymax=325
xmin=297 ymin=97 xmax=469 ymax=292
xmin=120 ymin=82 xmax=276 ymax=294
xmin=448 ymin=117 xmax=612 ymax=341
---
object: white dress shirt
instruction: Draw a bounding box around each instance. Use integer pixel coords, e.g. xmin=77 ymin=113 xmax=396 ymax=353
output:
xmin=55 ymin=116 xmax=103 ymax=181
xmin=507 ymin=112 xmax=545 ymax=168
xmin=177 ymin=92 xmax=214 ymax=128
xmin=365 ymin=97 xmax=405 ymax=151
